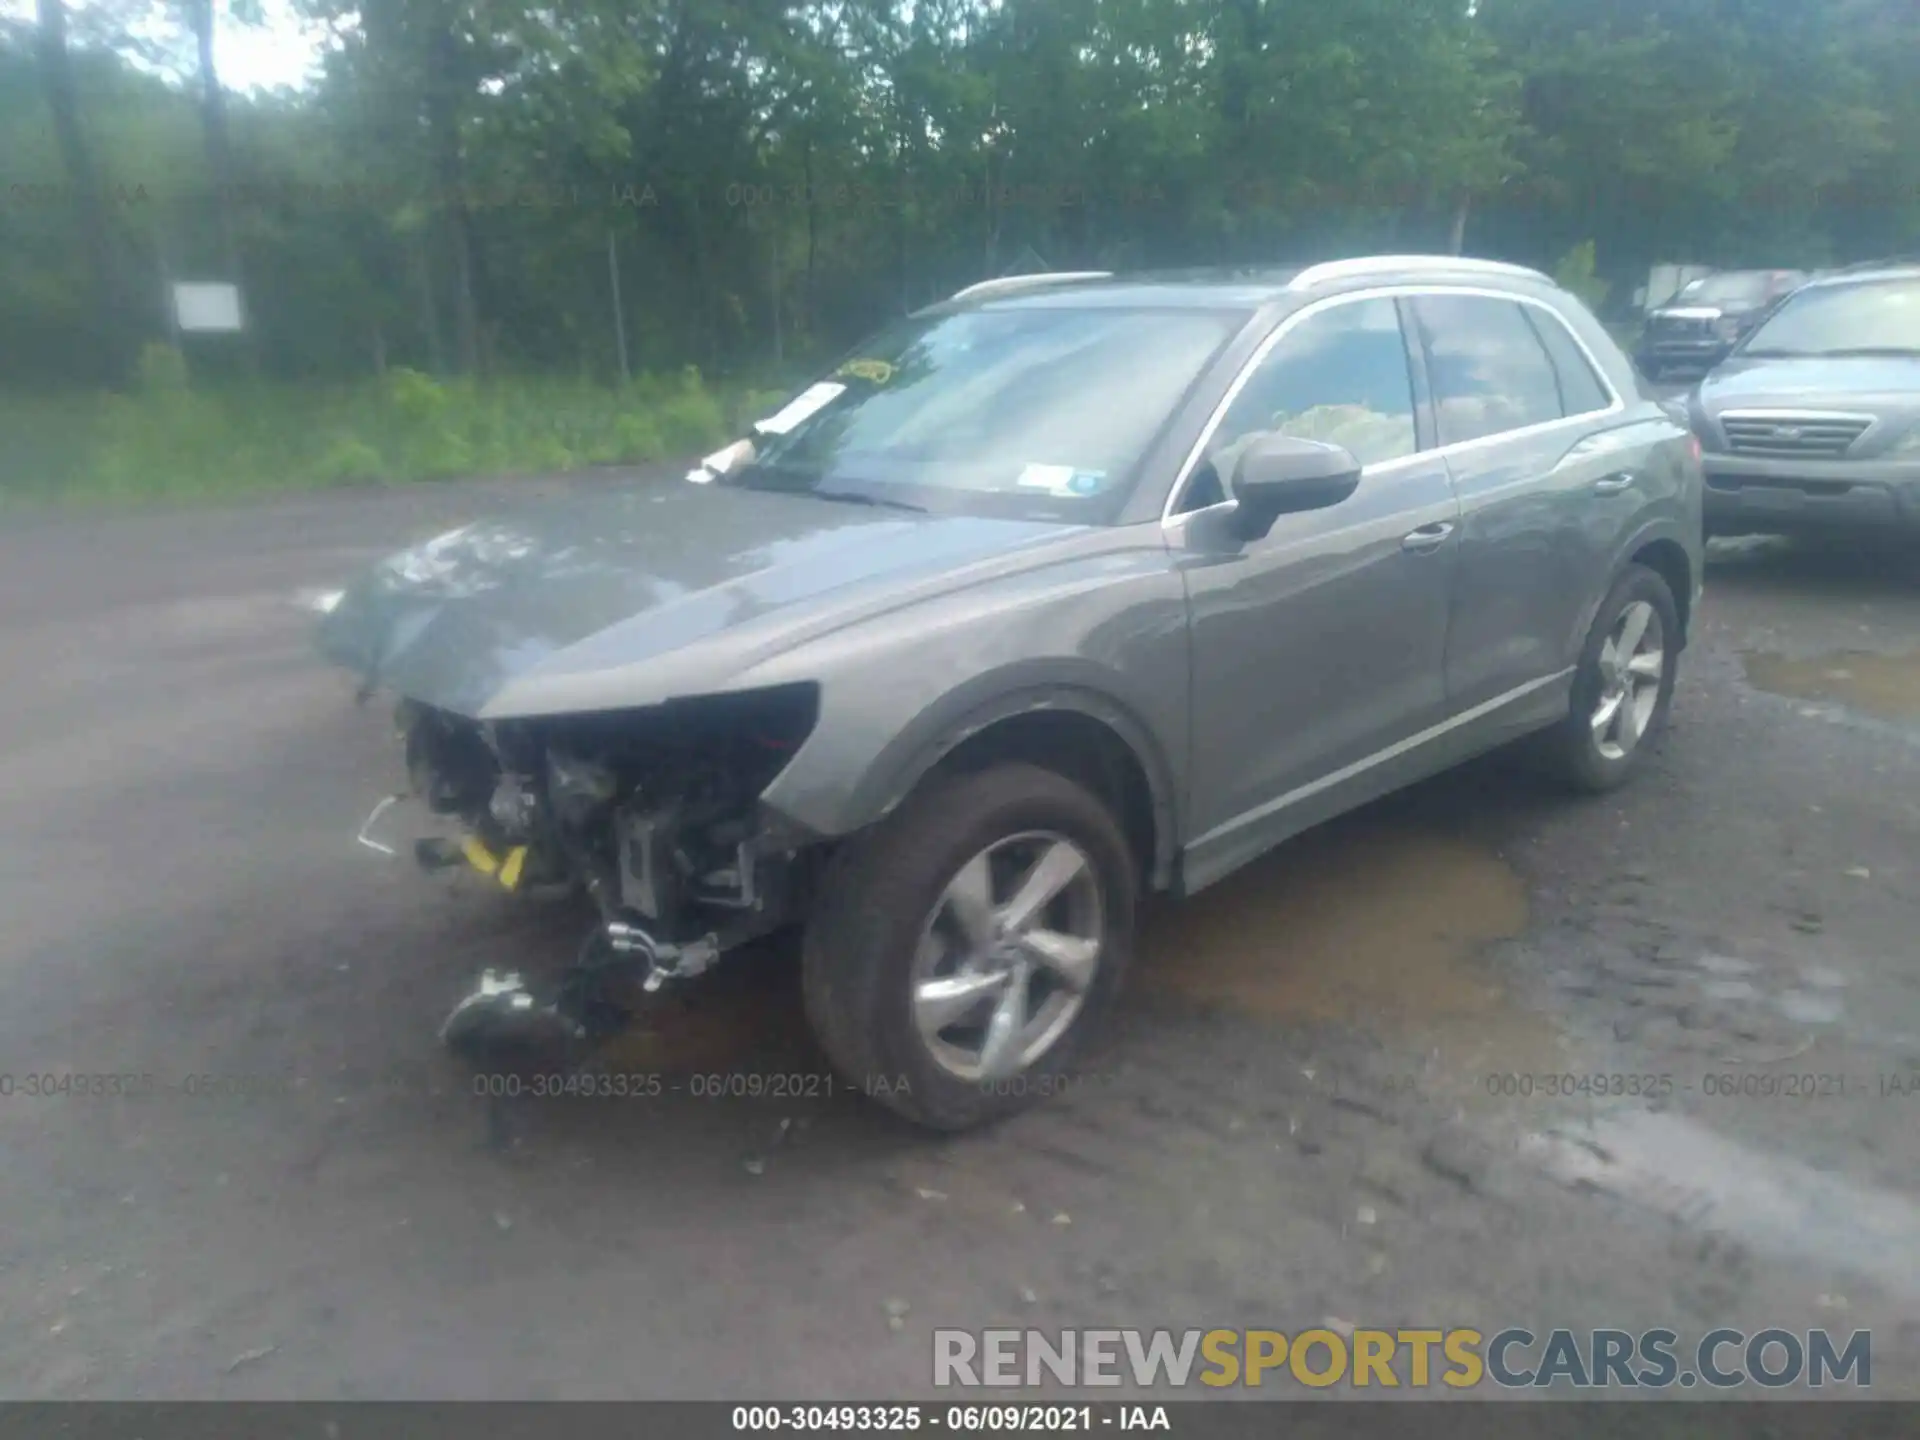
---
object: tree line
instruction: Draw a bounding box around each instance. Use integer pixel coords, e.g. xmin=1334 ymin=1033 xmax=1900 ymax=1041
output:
xmin=4 ymin=0 xmax=1917 ymax=390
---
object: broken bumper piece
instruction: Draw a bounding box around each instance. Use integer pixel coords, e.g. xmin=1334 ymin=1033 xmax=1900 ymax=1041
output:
xmin=354 ymin=792 xmax=542 ymax=892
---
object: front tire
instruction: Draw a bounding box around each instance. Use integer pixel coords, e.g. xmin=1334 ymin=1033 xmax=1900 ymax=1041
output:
xmin=802 ymin=762 xmax=1136 ymax=1131
xmin=1541 ymin=563 xmax=1681 ymax=793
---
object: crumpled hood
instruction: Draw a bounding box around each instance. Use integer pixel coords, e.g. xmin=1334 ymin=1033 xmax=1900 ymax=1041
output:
xmin=317 ymin=479 xmax=1081 ymax=718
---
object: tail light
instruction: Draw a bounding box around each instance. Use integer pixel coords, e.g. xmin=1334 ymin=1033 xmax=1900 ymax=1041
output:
xmin=1688 ymin=435 xmax=1702 ymax=464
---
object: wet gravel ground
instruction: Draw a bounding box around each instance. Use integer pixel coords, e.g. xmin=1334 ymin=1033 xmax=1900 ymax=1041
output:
xmin=1 ymin=476 xmax=1917 ymax=1399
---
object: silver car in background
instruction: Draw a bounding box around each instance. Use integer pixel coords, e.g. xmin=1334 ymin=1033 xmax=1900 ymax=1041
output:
xmin=318 ymin=255 xmax=1704 ymax=1131
xmin=1691 ymin=261 xmax=1920 ymax=539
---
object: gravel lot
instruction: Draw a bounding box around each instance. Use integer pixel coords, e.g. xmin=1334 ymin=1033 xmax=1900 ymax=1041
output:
xmin=1 ymin=473 xmax=1917 ymax=1399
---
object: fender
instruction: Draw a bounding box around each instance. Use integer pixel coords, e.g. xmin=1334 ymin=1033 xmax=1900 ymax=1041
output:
xmin=1575 ymin=508 xmax=1701 ymax=655
xmin=836 ymin=663 xmax=1185 ymax=890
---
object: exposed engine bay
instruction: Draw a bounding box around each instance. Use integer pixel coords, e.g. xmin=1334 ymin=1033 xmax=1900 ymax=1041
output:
xmin=361 ymin=684 xmax=822 ymax=1054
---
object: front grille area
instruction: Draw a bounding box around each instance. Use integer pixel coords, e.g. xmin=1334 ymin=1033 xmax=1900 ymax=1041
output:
xmin=1652 ymin=316 xmax=1716 ymax=341
xmin=1721 ymin=414 xmax=1873 ymax=458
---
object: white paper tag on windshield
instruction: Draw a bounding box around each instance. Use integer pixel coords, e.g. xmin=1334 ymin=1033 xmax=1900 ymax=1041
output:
xmin=1016 ymin=463 xmax=1078 ymax=494
xmin=753 ymin=382 xmax=847 ymax=435
xmin=1016 ymin=463 xmax=1106 ymax=497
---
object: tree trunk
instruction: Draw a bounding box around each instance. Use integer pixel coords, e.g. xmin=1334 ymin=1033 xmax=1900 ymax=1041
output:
xmin=35 ymin=0 xmax=124 ymax=382
xmin=426 ymin=21 xmax=480 ymax=374
xmin=412 ymin=231 xmax=445 ymax=373
xmin=186 ymin=0 xmax=255 ymax=374
xmin=1449 ymin=193 xmax=1472 ymax=254
xmin=767 ymin=215 xmax=783 ymax=367
xmin=802 ymin=135 xmax=817 ymax=345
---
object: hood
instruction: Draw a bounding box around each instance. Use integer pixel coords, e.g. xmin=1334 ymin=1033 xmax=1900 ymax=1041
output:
xmin=1699 ymin=354 xmax=1920 ymax=413
xmin=317 ymin=479 xmax=1082 ymax=718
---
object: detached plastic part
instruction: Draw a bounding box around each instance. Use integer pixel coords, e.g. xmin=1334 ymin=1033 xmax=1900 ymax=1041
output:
xmin=440 ymin=969 xmax=586 ymax=1056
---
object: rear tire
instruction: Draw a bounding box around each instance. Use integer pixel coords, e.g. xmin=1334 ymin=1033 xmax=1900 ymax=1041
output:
xmin=802 ymin=762 xmax=1136 ymax=1131
xmin=1540 ymin=563 xmax=1681 ymax=794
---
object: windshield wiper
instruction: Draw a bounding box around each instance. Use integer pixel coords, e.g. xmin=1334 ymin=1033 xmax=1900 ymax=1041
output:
xmin=1815 ymin=347 xmax=1920 ymax=358
xmin=809 ymin=488 xmax=929 ymax=514
xmin=1737 ymin=348 xmax=1811 ymax=358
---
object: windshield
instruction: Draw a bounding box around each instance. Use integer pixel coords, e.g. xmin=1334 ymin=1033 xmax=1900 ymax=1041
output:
xmin=1738 ymin=278 xmax=1920 ymax=357
xmin=725 ymin=306 xmax=1240 ymax=520
xmin=1675 ymin=273 xmax=1774 ymax=305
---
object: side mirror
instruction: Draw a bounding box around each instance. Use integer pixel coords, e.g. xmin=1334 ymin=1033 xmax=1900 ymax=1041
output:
xmin=1228 ymin=435 xmax=1362 ymax=539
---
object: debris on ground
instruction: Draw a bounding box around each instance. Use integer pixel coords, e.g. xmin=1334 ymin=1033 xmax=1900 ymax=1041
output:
xmin=224 ymin=1345 xmax=278 ymax=1375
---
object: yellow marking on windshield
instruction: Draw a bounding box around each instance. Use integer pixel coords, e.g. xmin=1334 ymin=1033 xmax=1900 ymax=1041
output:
xmin=836 ymin=358 xmax=895 ymax=384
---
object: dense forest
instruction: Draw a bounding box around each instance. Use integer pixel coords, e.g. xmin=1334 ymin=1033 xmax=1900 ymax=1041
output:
xmin=1 ymin=0 xmax=1917 ymax=495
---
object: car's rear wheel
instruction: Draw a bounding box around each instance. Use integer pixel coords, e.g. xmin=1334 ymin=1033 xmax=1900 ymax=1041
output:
xmin=802 ymin=762 xmax=1135 ymax=1131
xmin=1541 ymin=563 xmax=1681 ymax=793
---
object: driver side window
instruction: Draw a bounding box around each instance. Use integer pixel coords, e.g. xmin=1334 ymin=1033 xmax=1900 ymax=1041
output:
xmin=1179 ymin=297 xmax=1418 ymax=512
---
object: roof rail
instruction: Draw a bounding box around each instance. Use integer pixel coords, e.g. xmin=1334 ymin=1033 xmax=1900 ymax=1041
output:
xmin=1289 ymin=255 xmax=1551 ymax=290
xmin=949 ymin=271 xmax=1113 ymax=302
xmin=1830 ymin=254 xmax=1920 ymax=274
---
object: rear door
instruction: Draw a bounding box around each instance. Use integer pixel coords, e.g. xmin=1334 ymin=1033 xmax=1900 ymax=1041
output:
xmin=1407 ymin=291 xmax=1636 ymax=713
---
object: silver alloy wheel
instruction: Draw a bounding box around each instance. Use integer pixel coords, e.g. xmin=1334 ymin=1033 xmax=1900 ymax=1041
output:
xmin=1590 ymin=599 xmax=1665 ymax=761
xmin=909 ymin=831 xmax=1105 ymax=1082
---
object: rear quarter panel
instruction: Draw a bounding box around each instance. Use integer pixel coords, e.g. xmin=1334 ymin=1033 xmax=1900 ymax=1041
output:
xmin=1551 ymin=294 xmax=1704 ymax=647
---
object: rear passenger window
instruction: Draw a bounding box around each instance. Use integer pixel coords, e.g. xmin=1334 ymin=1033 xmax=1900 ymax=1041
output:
xmin=1413 ymin=295 xmax=1567 ymax=445
xmin=1524 ymin=307 xmax=1613 ymax=416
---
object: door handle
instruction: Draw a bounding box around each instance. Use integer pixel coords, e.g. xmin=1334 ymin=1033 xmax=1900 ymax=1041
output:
xmin=1593 ymin=472 xmax=1636 ymax=495
xmin=1401 ymin=522 xmax=1454 ymax=553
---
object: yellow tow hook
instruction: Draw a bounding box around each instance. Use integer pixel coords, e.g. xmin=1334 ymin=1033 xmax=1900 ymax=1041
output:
xmin=460 ymin=836 xmax=529 ymax=891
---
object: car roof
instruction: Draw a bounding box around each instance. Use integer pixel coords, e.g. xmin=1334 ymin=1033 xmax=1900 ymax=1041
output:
xmin=941 ymin=256 xmax=1558 ymax=312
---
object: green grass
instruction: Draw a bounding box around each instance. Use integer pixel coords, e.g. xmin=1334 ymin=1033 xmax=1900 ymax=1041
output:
xmin=0 ymin=346 xmax=793 ymax=509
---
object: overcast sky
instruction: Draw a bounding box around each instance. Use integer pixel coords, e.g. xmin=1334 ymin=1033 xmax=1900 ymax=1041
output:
xmin=5 ymin=0 xmax=325 ymax=92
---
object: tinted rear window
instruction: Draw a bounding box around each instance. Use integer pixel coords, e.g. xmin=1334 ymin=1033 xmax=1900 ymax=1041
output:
xmin=1412 ymin=295 xmax=1567 ymax=445
xmin=1523 ymin=307 xmax=1613 ymax=415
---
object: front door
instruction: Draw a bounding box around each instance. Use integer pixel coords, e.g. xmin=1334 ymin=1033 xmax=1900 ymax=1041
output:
xmin=1168 ymin=294 xmax=1460 ymax=892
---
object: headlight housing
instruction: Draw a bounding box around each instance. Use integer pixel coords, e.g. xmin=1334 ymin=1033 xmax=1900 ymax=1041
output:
xmin=1892 ymin=426 xmax=1920 ymax=457
xmin=1713 ymin=315 xmax=1742 ymax=341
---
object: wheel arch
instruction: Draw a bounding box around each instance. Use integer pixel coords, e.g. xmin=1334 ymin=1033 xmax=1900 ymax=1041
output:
xmin=835 ymin=670 xmax=1181 ymax=892
xmin=1626 ymin=535 xmax=1695 ymax=643
xmin=1575 ymin=517 xmax=1697 ymax=655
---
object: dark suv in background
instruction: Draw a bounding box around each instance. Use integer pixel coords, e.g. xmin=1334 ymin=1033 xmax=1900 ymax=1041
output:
xmin=1638 ymin=269 xmax=1808 ymax=379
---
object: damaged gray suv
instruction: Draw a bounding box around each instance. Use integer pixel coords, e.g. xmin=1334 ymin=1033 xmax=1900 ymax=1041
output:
xmin=319 ymin=256 xmax=1704 ymax=1130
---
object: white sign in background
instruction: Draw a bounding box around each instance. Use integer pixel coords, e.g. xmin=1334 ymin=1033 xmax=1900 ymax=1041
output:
xmin=171 ymin=282 xmax=246 ymax=334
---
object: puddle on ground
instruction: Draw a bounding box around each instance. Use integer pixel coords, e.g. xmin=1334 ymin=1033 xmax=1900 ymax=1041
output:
xmin=1138 ymin=819 xmax=1561 ymax=1081
xmin=1528 ymin=1109 xmax=1920 ymax=1307
xmin=1743 ymin=649 xmax=1920 ymax=723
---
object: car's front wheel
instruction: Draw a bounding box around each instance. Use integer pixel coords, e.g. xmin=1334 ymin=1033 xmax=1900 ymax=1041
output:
xmin=1541 ymin=563 xmax=1681 ymax=792
xmin=802 ymin=762 xmax=1135 ymax=1131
